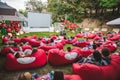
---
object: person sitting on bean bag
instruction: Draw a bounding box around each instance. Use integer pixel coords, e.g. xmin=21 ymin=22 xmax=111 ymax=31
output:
xmin=66 ymin=47 xmax=72 ymax=52
xmin=92 ymin=41 xmax=97 ymax=50
xmin=101 ymin=47 xmax=111 ymax=65
xmin=18 ymin=72 xmax=36 ymax=80
xmin=78 ymin=50 xmax=110 ymax=66
xmin=14 ymin=48 xmax=37 ymax=58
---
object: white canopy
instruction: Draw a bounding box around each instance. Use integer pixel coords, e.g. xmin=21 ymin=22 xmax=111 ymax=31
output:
xmin=106 ymin=18 xmax=120 ymax=25
xmin=0 ymin=15 xmax=26 ymax=21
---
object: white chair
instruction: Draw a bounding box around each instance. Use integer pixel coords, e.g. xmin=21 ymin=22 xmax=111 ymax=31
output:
xmin=94 ymin=28 xmax=100 ymax=32
xmin=101 ymin=28 xmax=108 ymax=32
xmin=112 ymin=28 xmax=120 ymax=33
xmin=84 ymin=28 xmax=90 ymax=31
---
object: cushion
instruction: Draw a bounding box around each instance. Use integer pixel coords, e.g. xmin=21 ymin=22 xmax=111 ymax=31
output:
xmin=64 ymin=52 xmax=78 ymax=60
xmin=17 ymin=57 xmax=36 ymax=64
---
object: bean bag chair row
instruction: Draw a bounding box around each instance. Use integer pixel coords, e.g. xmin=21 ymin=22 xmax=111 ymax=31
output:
xmin=2 ymin=37 xmax=9 ymax=43
xmin=80 ymin=49 xmax=94 ymax=58
xmin=29 ymin=39 xmax=41 ymax=47
xmin=94 ymin=35 xmax=101 ymax=40
xmin=50 ymin=35 xmax=57 ymax=40
xmin=36 ymin=75 xmax=82 ymax=80
xmin=67 ymin=37 xmax=78 ymax=44
xmin=55 ymin=39 xmax=67 ymax=45
xmin=13 ymin=38 xmax=21 ymax=44
xmin=97 ymin=43 xmax=117 ymax=52
xmin=21 ymin=35 xmax=37 ymax=43
xmin=48 ymin=48 xmax=80 ymax=66
xmin=86 ymin=34 xmax=97 ymax=39
xmin=5 ymin=49 xmax=47 ymax=71
xmin=72 ymin=55 xmax=120 ymax=80
xmin=109 ymin=35 xmax=120 ymax=41
xmin=0 ymin=45 xmax=32 ymax=56
xmin=38 ymin=43 xmax=63 ymax=52
xmin=76 ymin=33 xmax=84 ymax=38
xmin=76 ymin=41 xmax=90 ymax=48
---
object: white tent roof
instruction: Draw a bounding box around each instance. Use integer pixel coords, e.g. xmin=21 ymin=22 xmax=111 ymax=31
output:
xmin=106 ymin=18 xmax=120 ymax=25
xmin=0 ymin=15 xmax=26 ymax=21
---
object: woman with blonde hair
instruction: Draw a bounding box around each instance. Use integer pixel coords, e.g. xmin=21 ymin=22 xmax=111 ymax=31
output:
xmin=18 ymin=72 xmax=35 ymax=80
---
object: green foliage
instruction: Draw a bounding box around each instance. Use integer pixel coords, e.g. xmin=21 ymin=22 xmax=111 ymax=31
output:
xmin=19 ymin=9 xmax=27 ymax=16
xmin=100 ymin=0 xmax=119 ymax=8
xmin=25 ymin=0 xmax=45 ymax=12
xmin=47 ymin=0 xmax=84 ymax=23
xmin=19 ymin=32 xmax=59 ymax=38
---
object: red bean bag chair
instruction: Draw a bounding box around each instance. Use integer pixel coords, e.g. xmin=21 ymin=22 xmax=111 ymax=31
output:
xmin=41 ymin=38 xmax=51 ymax=43
xmin=94 ymin=35 xmax=101 ymax=40
xmin=29 ymin=39 xmax=40 ymax=47
xmin=72 ymin=62 xmax=118 ymax=80
xmin=110 ymin=35 xmax=120 ymax=41
xmin=48 ymin=48 xmax=79 ymax=66
xmin=21 ymin=35 xmax=37 ymax=43
xmin=67 ymin=37 xmax=78 ymax=44
xmin=64 ymin=75 xmax=82 ymax=80
xmin=13 ymin=38 xmax=21 ymax=44
xmin=50 ymin=35 xmax=57 ymax=40
xmin=72 ymin=63 xmax=103 ymax=80
xmin=87 ymin=34 xmax=96 ymax=39
xmin=76 ymin=41 xmax=90 ymax=48
xmin=5 ymin=49 xmax=47 ymax=71
xmin=97 ymin=44 xmax=117 ymax=52
xmin=76 ymin=33 xmax=84 ymax=38
xmin=28 ymin=35 xmax=37 ymax=39
xmin=38 ymin=43 xmax=63 ymax=52
xmin=110 ymin=55 xmax=120 ymax=77
xmin=58 ymin=39 xmax=67 ymax=45
xmin=107 ymin=34 xmax=114 ymax=39
xmin=0 ymin=46 xmax=10 ymax=56
xmin=2 ymin=37 xmax=9 ymax=43
xmin=21 ymin=37 xmax=30 ymax=43
xmin=80 ymin=49 xmax=94 ymax=58
xmin=0 ymin=46 xmax=32 ymax=56
xmin=104 ymin=44 xmax=117 ymax=52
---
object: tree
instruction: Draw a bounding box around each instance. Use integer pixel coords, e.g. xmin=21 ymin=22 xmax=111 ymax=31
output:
xmin=47 ymin=0 xmax=84 ymax=23
xmin=19 ymin=9 xmax=27 ymax=16
xmin=25 ymin=0 xmax=45 ymax=12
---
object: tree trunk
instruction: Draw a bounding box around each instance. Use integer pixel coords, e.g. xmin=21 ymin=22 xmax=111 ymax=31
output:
xmin=95 ymin=8 xmax=98 ymax=16
xmin=90 ymin=8 xmax=92 ymax=17
xmin=117 ymin=7 xmax=120 ymax=14
xmin=101 ymin=8 xmax=104 ymax=15
xmin=112 ymin=7 xmax=115 ymax=15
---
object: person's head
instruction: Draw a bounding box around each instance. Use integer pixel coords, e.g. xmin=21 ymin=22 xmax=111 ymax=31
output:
xmin=67 ymin=47 xmax=71 ymax=52
xmin=53 ymin=71 xmax=64 ymax=80
xmin=20 ymin=42 xmax=24 ymax=46
xmin=92 ymin=42 xmax=97 ymax=50
xmin=24 ymin=36 xmax=27 ymax=38
xmin=18 ymin=72 xmax=33 ymax=80
xmin=86 ymin=38 xmax=88 ymax=41
xmin=46 ymin=41 xmax=49 ymax=44
xmin=13 ymin=43 xmax=18 ymax=47
xmin=103 ymin=37 xmax=106 ymax=42
xmin=101 ymin=47 xmax=110 ymax=57
xmin=64 ymin=36 xmax=66 ymax=39
xmin=32 ymin=48 xmax=37 ymax=54
xmin=50 ymin=39 xmax=54 ymax=43
xmin=93 ymin=50 xmax=102 ymax=61
xmin=15 ymin=52 xmax=21 ymax=58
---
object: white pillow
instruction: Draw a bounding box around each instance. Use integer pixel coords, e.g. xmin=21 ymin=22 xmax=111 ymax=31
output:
xmin=64 ymin=52 xmax=78 ymax=60
xmin=17 ymin=57 xmax=36 ymax=64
